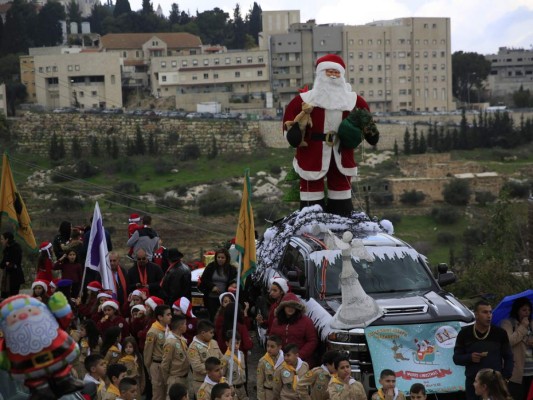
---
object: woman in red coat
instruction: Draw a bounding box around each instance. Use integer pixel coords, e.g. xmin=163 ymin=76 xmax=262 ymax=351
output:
xmin=269 ymin=292 xmax=319 ymax=366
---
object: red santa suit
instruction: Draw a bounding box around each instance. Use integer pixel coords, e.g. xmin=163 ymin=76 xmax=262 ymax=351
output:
xmin=283 ymin=54 xmax=370 ymax=215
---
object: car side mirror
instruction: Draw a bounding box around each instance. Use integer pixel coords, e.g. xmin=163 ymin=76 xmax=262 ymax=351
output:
xmin=287 ymin=271 xmax=299 ymax=282
xmin=438 ymin=271 xmax=456 ymax=287
xmin=437 ymin=263 xmax=448 ymax=274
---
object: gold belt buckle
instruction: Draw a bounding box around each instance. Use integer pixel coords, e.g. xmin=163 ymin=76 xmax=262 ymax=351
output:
xmin=325 ymin=131 xmax=336 ymax=147
xmin=32 ymin=351 xmax=53 ymax=367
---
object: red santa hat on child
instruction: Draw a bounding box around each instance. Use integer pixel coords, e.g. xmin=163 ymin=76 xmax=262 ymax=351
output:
xmin=130 ymin=289 xmax=147 ymax=300
xmin=102 ymin=299 xmax=120 ymax=311
xmin=39 ymin=241 xmax=52 ymax=258
xmin=172 ymin=297 xmax=196 ymax=318
xmin=31 ymin=279 xmax=49 ymax=292
xmin=218 ymin=292 xmax=235 ymax=305
xmin=131 ymin=304 xmax=146 ymax=313
xmin=129 ymin=213 xmax=141 ymax=223
xmin=270 ymin=276 xmax=289 ymax=294
xmin=87 ymin=281 xmax=103 ymax=292
xmin=145 ymin=296 xmax=164 ymax=311
xmin=97 ymin=292 xmax=113 ymax=300
xmin=315 ymin=54 xmax=346 ymax=76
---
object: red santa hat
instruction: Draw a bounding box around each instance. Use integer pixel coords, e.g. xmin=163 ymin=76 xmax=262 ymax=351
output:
xmin=31 ymin=279 xmax=48 ymax=292
xmin=97 ymin=292 xmax=113 ymax=300
xmin=172 ymin=297 xmax=196 ymax=318
xmin=129 ymin=213 xmax=141 ymax=223
xmin=145 ymin=296 xmax=164 ymax=311
xmin=49 ymin=278 xmax=60 ymax=289
xmin=131 ymin=304 xmax=146 ymax=314
xmin=39 ymin=241 xmax=53 ymax=258
xmin=315 ymin=54 xmax=346 ymax=75
xmin=270 ymin=276 xmax=289 ymax=294
xmin=87 ymin=281 xmax=103 ymax=292
xmin=218 ymin=292 xmax=235 ymax=305
xmin=102 ymin=300 xmax=120 ymax=311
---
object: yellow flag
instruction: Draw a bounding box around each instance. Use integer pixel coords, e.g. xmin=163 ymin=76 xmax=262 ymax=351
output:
xmin=0 ymin=153 xmax=37 ymax=250
xmin=235 ymin=169 xmax=256 ymax=285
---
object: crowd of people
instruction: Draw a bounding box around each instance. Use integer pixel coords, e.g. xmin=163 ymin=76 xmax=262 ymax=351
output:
xmin=1 ymin=212 xmax=533 ymax=400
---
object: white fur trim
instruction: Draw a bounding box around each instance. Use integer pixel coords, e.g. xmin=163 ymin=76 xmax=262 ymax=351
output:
xmin=218 ymin=292 xmax=235 ymax=305
xmin=39 ymin=243 xmax=52 ymax=251
xmin=145 ymin=298 xmax=157 ymax=311
xmin=131 ymin=290 xmax=143 ymax=298
xmin=316 ymin=61 xmax=345 ymax=76
xmin=32 ymin=281 xmax=48 ymax=292
xmin=132 ymin=305 xmax=146 ymax=313
xmin=97 ymin=292 xmax=112 ymax=299
xmin=270 ymin=277 xmax=289 ymax=294
xmin=102 ymin=300 xmax=119 ymax=310
xmin=327 ymin=189 xmax=352 ymax=200
xmin=300 ymin=190 xmax=325 ymax=201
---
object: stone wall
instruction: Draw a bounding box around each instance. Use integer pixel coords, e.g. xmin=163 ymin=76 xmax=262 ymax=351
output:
xmin=10 ymin=113 xmax=263 ymax=157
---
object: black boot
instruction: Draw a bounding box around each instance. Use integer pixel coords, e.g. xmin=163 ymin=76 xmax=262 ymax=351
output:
xmin=50 ymin=374 xmax=85 ymax=397
xmin=300 ymin=199 xmax=325 ymax=211
xmin=326 ymin=198 xmax=354 ymax=216
xmin=27 ymin=381 xmax=56 ymax=400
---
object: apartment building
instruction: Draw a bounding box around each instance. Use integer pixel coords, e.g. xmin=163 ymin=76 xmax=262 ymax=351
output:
xmin=486 ymin=47 xmax=533 ymax=98
xmin=33 ymin=52 xmax=123 ymax=109
xmin=259 ymin=10 xmax=301 ymax=50
xmin=265 ymin=16 xmax=454 ymax=112
xmin=100 ymin=32 xmax=202 ymax=89
xmin=150 ymin=49 xmax=270 ymax=111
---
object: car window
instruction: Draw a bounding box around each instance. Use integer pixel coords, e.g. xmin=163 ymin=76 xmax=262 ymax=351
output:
xmin=280 ymin=244 xmax=307 ymax=288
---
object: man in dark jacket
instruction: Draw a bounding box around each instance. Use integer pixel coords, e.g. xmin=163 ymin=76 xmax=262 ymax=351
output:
xmin=160 ymin=248 xmax=192 ymax=305
xmin=126 ymin=215 xmax=159 ymax=261
xmin=453 ymin=300 xmax=514 ymax=400
xmin=109 ymin=252 xmax=130 ymax=311
xmin=127 ymin=249 xmax=164 ymax=298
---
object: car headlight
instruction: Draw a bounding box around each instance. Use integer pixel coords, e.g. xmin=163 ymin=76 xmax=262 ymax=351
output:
xmin=328 ymin=331 xmax=351 ymax=342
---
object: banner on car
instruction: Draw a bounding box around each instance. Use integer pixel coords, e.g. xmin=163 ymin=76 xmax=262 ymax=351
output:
xmin=365 ymin=321 xmax=465 ymax=394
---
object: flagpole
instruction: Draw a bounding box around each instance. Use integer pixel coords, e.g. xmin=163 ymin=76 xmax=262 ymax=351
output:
xmin=78 ymin=263 xmax=88 ymax=299
xmin=228 ymin=251 xmax=242 ymax=386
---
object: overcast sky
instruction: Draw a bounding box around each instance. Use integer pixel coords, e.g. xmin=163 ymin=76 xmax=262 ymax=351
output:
xmin=129 ymin=0 xmax=533 ymax=55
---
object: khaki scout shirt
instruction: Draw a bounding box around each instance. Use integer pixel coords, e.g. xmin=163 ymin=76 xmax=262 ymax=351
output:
xmin=161 ymin=332 xmax=190 ymax=382
xmin=188 ymin=336 xmax=223 ymax=382
xmin=296 ymin=365 xmax=332 ymax=400
xmin=272 ymin=359 xmax=309 ymax=400
xmin=328 ymin=376 xmax=366 ymax=400
xmin=222 ymin=350 xmax=246 ymax=385
xmin=257 ymin=351 xmax=284 ymax=400
xmin=143 ymin=321 xmax=167 ymax=370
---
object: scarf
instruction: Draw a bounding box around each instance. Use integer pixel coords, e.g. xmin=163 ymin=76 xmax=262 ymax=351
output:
xmin=169 ymin=332 xmax=188 ymax=350
xmin=137 ymin=264 xmax=148 ymax=287
xmin=120 ymin=354 xmax=136 ymax=363
xmin=192 ymin=336 xmax=210 ymax=349
xmin=330 ymin=374 xmax=355 ymax=386
xmin=113 ymin=266 xmax=128 ymax=304
xmin=376 ymin=387 xmax=399 ymax=400
xmin=107 ymin=384 xmax=120 ymax=397
xmin=264 ymin=350 xmax=284 ymax=369
xmin=224 ymin=349 xmax=242 ymax=369
xmin=281 ymin=361 xmax=302 ymax=390
xmin=151 ymin=320 xmax=166 ymax=332
xmin=204 ymin=375 xmax=227 ymax=385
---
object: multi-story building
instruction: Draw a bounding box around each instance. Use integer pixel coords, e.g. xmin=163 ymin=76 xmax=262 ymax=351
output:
xmin=150 ymin=48 xmax=270 ymax=111
xmin=0 ymin=84 xmax=7 ymax=116
xmin=100 ymin=32 xmax=202 ymax=90
xmin=486 ymin=47 xmax=533 ymax=98
xmin=33 ymin=52 xmax=123 ymax=109
xmin=266 ymin=16 xmax=454 ymax=112
xmin=259 ymin=10 xmax=301 ymax=50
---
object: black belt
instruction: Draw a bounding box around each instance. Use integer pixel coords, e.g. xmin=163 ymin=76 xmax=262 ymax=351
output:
xmin=12 ymin=337 xmax=74 ymax=371
xmin=310 ymin=132 xmax=335 ymax=144
xmin=152 ymin=359 xmax=162 ymax=363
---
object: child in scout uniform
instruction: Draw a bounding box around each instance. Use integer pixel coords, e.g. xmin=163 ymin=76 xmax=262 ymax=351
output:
xmin=83 ymin=354 xmax=107 ymax=400
xmin=161 ymin=315 xmax=190 ymax=388
xmin=197 ymin=357 xmax=227 ymax=400
xmin=273 ymin=343 xmax=309 ymax=400
xmin=118 ymin=337 xmax=146 ymax=395
xmin=144 ymin=304 xmax=173 ymax=400
xmin=117 ymin=377 xmax=138 ymax=400
xmin=370 ymin=369 xmax=406 ymax=400
xmin=104 ymin=363 xmax=128 ymax=400
xmin=221 ymin=331 xmax=247 ymax=400
xmin=257 ymin=335 xmax=284 ymax=400
xmin=188 ymin=319 xmax=223 ymax=395
xmin=102 ymin=326 xmax=123 ymax=367
xmin=409 ymin=383 xmax=427 ymax=400
xmin=328 ymin=355 xmax=366 ymax=400
xmin=168 ymin=383 xmax=189 ymax=400
xmin=296 ymin=350 xmax=338 ymax=400
xmin=211 ymin=382 xmax=233 ymax=400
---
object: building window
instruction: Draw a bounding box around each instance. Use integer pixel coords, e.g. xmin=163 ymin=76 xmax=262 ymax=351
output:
xmin=398 ymin=64 xmax=406 ymax=70
xmin=162 ymin=76 xmax=167 ymax=82
xmin=358 ymin=52 xmax=363 ymax=59
xmin=236 ymin=57 xmax=241 ymax=64
xmin=441 ymin=64 xmax=446 ymax=70
xmin=349 ymin=78 xmax=354 ymax=84
xmin=359 ymin=65 xmax=364 ymax=72
xmin=368 ymin=52 xmax=373 ymax=59
xmin=161 ymin=61 xmax=166 ymax=68
xmin=423 ymin=23 xmax=428 ymax=28
xmin=368 ymin=77 xmax=373 ymax=84
xmin=359 ymin=91 xmax=364 ymax=96
xmin=432 ymin=64 xmax=437 ymax=70
xmin=247 ymin=57 xmax=253 ymax=63
xmin=111 ymin=75 xmax=115 ymax=84
xmin=358 ymin=39 xmax=363 ymax=45
xmin=213 ymin=58 xmax=219 ymax=65
xmin=192 ymin=75 xmax=197 ymax=80
xmin=171 ymin=61 xmax=177 ymax=67
xmin=68 ymin=65 xmax=73 ymax=71
xmin=378 ymin=77 xmax=382 ymax=83
xmin=399 ymin=39 xmax=405 ymax=44
xmin=349 ymin=52 xmax=354 ymax=59
xmin=350 ymin=65 xmax=354 ymax=71
xmin=368 ymin=39 xmax=373 ymax=45
xmin=424 ymin=39 xmax=429 ymax=45
xmin=92 ymin=91 xmax=97 ymax=96
xmin=214 ymin=73 xmax=218 ymax=79
xmin=123 ymin=51 xmax=127 ymax=57
xmin=369 ymin=90 xmax=374 ymax=97
xmin=79 ymin=91 xmax=84 ymax=97
xmin=136 ymin=51 xmax=140 ymax=57
xmin=320 ymin=40 xmax=326 ymax=45
xmin=46 ymin=66 xmax=50 ymax=72
xmin=378 ymin=90 xmax=383 ymax=95
xmin=349 ymin=39 xmax=354 ymax=45
xmin=359 ymin=77 xmax=364 ymax=84
xmin=235 ymin=71 xmax=240 ymax=77
xmin=399 ymin=89 xmax=407 ymax=95
xmin=257 ymin=70 xmax=263 ymax=76
xmin=368 ymin=65 xmax=373 ymax=71
xmin=38 ymin=67 xmax=43 ymax=73
xmin=385 ymin=39 xmax=390 ymax=44
xmin=182 ymin=60 xmax=188 ymax=67
xmin=190 ymin=49 xmax=197 ymax=55
xmin=203 ymin=59 xmax=209 ymax=65
xmin=192 ymin=59 xmax=198 ymax=65
xmin=432 ymin=51 xmax=437 ymax=58
xmin=203 ymin=73 xmax=208 ymax=79
xmin=225 ymin=57 xmax=230 ymax=64
xmin=398 ymin=51 xmax=406 ymax=58
xmin=258 ymin=56 xmax=264 ymax=62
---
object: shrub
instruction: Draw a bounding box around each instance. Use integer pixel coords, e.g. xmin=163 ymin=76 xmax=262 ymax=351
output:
xmin=114 ymin=181 xmax=140 ymax=194
xmin=462 ymin=227 xmax=486 ymax=247
xmin=157 ymin=196 xmax=183 ymax=209
xmin=107 ymin=157 xmax=137 ymax=174
xmin=269 ymin=165 xmax=282 ymax=175
xmin=197 ymin=185 xmax=240 ymax=216
xmin=475 ymin=191 xmax=496 ymax=206
xmin=90 ymin=136 xmax=99 ymax=157
xmin=207 ymin=136 xmax=218 ymax=160
xmin=371 ymin=192 xmax=393 ymax=206
xmin=436 ymin=232 xmax=456 ymax=245
xmin=430 ymin=206 xmax=460 ymax=224
xmin=180 ymin=144 xmax=201 ymax=161
xmin=399 ymin=189 xmax=425 ymax=205
xmin=54 ymin=196 xmax=84 ymax=211
xmin=381 ymin=213 xmax=402 ymax=224
xmin=74 ymin=160 xmax=98 ymax=179
xmin=72 ymin=137 xmax=82 ymax=159
xmin=443 ymin=179 xmax=471 ymax=205
xmin=501 ymin=180 xmax=530 ymax=198
xmin=153 ymin=158 xmax=173 ymax=174
xmin=50 ymin=167 xmax=69 ymax=183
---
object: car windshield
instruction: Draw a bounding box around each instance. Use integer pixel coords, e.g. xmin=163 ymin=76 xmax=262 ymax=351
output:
xmin=311 ymin=247 xmax=434 ymax=296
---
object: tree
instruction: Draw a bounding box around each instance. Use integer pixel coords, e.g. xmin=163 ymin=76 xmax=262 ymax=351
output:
xmin=245 ymin=2 xmax=261 ymax=44
xmin=400 ymin=189 xmax=425 ymax=205
xmin=5 ymin=83 xmax=26 ymax=116
xmin=195 ymin=8 xmax=230 ymax=45
xmin=403 ymin=127 xmax=411 ymax=155
xmin=452 ymin=51 xmax=491 ymax=104
xmin=141 ymin=0 xmax=154 ymax=15
xmin=393 ymin=139 xmax=399 ymax=157
xmin=513 ymin=85 xmax=532 ymax=108
xmin=169 ymin=3 xmax=180 ymax=25
xmin=35 ymin=2 xmax=65 ymax=47
xmin=418 ymin=132 xmax=427 ymax=154
xmin=72 ymin=137 xmax=82 ymax=158
xmin=1 ymin=0 xmax=37 ymax=54
xmin=229 ymin=4 xmax=246 ymax=49
xmin=442 ymin=178 xmax=471 ymax=206
xmin=113 ymin=0 xmax=131 ymax=18
xmin=67 ymin=0 xmax=82 ymax=25
xmin=89 ymin=4 xmax=113 ymax=34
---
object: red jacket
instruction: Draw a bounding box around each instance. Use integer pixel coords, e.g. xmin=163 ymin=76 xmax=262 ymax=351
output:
xmin=269 ymin=314 xmax=318 ymax=366
xmin=215 ymin=318 xmax=253 ymax=354
xmin=96 ymin=315 xmax=130 ymax=339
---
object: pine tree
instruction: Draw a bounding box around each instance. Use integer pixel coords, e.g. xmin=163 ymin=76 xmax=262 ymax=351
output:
xmin=72 ymin=137 xmax=82 ymax=158
xmin=113 ymin=0 xmax=131 ymax=18
xmin=141 ymin=0 xmax=154 ymax=15
xmin=245 ymin=2 xmax=261 ymax=44
xmin=50 ymin=133 xmax=61 ymax=161
xmin=412 ymin=125 xmax=419 ymax=154
xmin=403 ymin=127 xmax=411 ymax=155
xmin=393 ymin=139 xmax=399 ymax=157
xmin=418 ymin=132 xmax=427 ymax=154
xmin=91 ymin=136 xmax=99 ymax=157
xmin=111 ymin=137 xmax=120 ymax=159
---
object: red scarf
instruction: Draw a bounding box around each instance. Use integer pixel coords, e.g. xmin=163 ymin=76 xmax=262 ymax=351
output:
xmin=114 ymin=266 xmax=128 ymax=305
xmin=137 ymin=263 xmax=148 ymax=286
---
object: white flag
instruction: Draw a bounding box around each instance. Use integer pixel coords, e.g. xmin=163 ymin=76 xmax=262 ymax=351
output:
xmin=85 ymin=202 xmax=115 ymax=293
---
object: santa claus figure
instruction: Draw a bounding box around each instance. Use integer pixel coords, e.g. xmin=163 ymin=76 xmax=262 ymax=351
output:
xmin=0 ymin=293 xmax=83 ymax=399
xmin=283 ymin=54 xmax=379 ymax=216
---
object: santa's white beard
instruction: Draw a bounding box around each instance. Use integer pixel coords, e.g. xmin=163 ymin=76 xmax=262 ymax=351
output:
xmin=4 ymin=312 xmax=59 ymax=356
xmin=300 ymin=73 xmax=357 ymax=111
